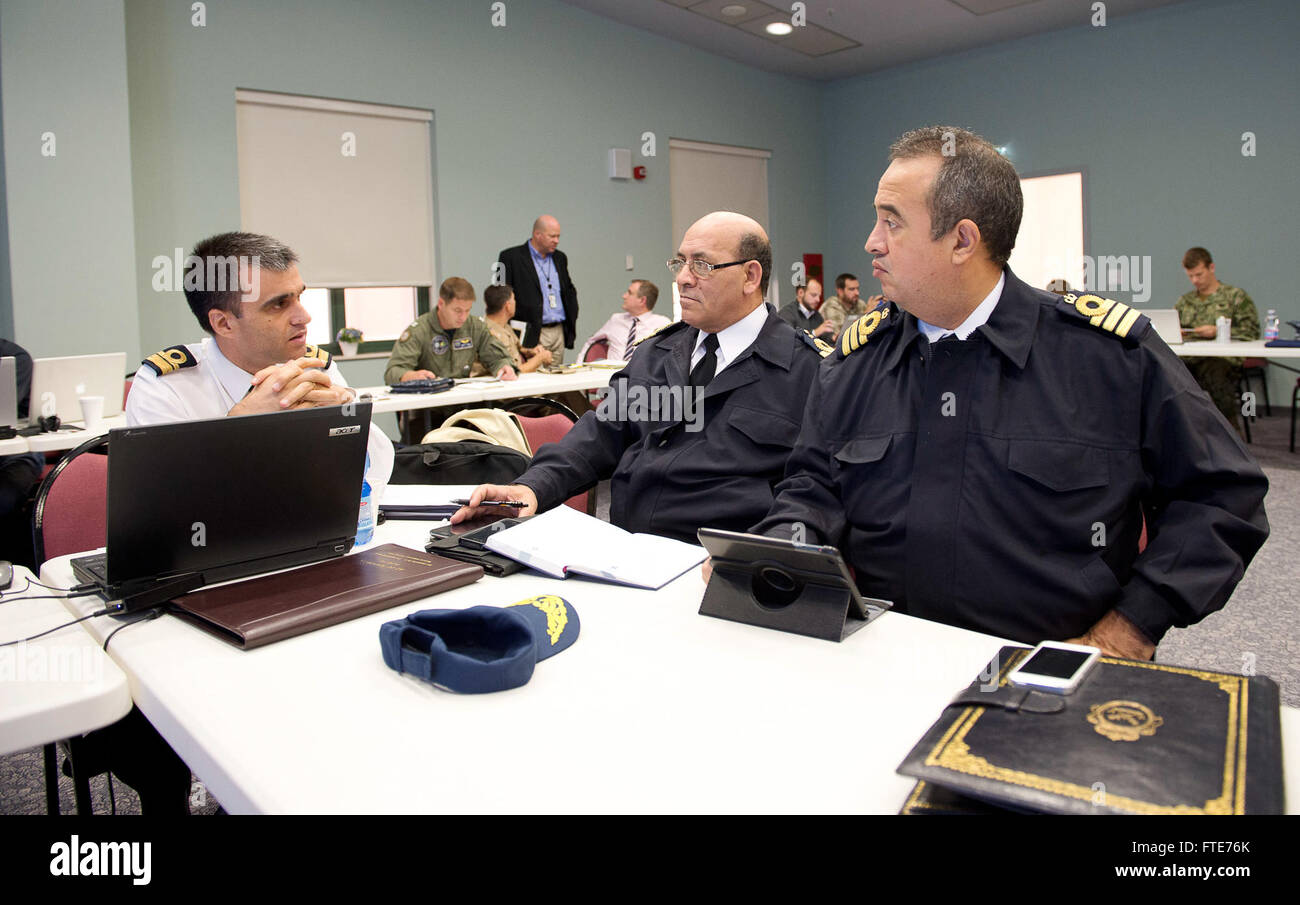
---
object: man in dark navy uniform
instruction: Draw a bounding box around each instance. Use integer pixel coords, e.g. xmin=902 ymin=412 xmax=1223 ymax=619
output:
xmin=754 ymin=126 xmax=1268 ymax=658
xmin=454 ymin=211 xmax=827 ymax=544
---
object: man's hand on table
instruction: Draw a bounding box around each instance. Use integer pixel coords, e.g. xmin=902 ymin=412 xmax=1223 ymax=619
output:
xmin=450 ymin=483 xmax=539 ymax=523
xmin=400 ymin=369 xmax=438 ymax=382
xmin=1066 ymin=609 xmax=1155 ymax=661
xmin=231 ymin=357 xmax=351 ymax=416
xmin=1192 ymin=324 xmax=1218 ymax=339
xmin=497 ymin=365 xmax=519 ymax=381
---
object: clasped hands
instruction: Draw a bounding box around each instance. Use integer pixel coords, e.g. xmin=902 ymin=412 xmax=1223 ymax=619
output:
xmin=229 ymin=356 xmax=354 ymax=416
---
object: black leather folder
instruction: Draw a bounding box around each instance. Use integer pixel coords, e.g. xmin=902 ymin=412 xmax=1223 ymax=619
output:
xmin=897 ymin=646 xmax=1284 ymax=815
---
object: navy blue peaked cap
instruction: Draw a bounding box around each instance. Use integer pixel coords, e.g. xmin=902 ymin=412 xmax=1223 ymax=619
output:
xmin=380 ymin=595 xmax=579 ymax=694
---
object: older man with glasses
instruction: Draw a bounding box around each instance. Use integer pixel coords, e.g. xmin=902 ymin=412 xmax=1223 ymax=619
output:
xmin=453 ymin=211 xmax=828 ymax=544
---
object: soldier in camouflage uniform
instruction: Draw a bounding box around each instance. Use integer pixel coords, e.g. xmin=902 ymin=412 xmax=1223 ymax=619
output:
xmin=384 ymin=277 xmax=516 ymax=385
xmin=1175 ymin=247 xmax=1259 ymax=430
xmin=820 ymin=272 xmax=885 ymax=339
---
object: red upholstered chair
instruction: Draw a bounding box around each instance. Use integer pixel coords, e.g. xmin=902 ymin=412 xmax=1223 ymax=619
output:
xmin=32 ymin=435 xmax=109 ymax=565
xmin=513 ymin=413 xmax=590 ymax=513
xmin=123 ymin=378 xmax=133 ymax=408
xmin=583 ymin=341 xmax=610 ymax=406
xmin=505 ymin=397 xmax=592 ymax=515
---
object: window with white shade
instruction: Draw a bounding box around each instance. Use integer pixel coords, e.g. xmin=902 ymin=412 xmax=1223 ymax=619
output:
xmin=235 ymin=89 xmax=436 ymax=353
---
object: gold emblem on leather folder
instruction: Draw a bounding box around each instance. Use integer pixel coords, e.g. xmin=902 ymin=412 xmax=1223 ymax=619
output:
xmin=1087 ymin=700 xmax=1164 ymax=742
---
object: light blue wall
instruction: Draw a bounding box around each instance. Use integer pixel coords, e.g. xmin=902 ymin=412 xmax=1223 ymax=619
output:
xmin=821 ymin=0 xmax=1300 ymax=400
xmin=0 ymin=0 xmax=140 ymax=359
xmin=122 ymin=0 xmax=826 ymax=363
xmin=3 ymin=0 xmax=1295 ymax=405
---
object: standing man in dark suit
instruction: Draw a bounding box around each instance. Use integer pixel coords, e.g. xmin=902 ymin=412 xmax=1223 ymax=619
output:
xmin=498 ymin=215 xmax=578 ymax=364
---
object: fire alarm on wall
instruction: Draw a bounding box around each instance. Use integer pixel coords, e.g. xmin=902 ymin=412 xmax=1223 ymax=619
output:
xmin=633 ymin=166 xmax=646 ymax=180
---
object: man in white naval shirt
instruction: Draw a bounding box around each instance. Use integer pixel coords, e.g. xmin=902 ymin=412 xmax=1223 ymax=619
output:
xmin=577 ymin=279 xmax=671 ymax=362
xmin=127 ymin=231 xmax=394 ymax=485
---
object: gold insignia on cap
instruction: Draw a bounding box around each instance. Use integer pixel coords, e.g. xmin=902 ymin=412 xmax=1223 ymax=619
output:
xmin=507 ymin=594 xmax=569 ymax=645
xmin=1087 ymin=700 xmax=1163 ymax=742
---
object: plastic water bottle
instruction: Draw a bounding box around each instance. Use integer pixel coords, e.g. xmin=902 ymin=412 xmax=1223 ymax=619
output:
xmin=1265 ymin=309 xmax=1279 ymax=342
xmin=357 ymin=453 xmax=374 ymax=546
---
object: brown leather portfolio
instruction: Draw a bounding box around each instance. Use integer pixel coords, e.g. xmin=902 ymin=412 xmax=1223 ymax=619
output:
xmin=168 ymin=544 xmax=483 ymax=649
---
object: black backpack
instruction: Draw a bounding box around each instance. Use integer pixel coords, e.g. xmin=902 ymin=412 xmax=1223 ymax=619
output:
xmin=389 ymin=441 xmax=530 ymax=485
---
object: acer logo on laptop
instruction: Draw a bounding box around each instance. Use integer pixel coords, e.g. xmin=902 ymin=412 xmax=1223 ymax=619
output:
xmin=329 ymin=425 xmax=361 ymax=436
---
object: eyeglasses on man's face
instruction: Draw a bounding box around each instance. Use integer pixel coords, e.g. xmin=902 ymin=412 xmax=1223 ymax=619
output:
xmin=666 ymin=257 xmax=750 ymax=279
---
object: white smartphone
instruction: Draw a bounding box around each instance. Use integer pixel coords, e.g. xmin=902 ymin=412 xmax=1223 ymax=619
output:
xmin=1007 ymin=641 xmax=1102 ymax=695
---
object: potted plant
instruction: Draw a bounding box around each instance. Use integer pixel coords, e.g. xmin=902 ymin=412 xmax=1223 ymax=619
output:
xmin=336 ymin=327 xmax=363 ymax=357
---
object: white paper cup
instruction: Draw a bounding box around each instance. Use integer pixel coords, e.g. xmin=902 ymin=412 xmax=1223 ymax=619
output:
xmin=1216 ymin=317 xmax=1232 ymax=342
xmin=79 ymin=395 xmax=105 ymax=433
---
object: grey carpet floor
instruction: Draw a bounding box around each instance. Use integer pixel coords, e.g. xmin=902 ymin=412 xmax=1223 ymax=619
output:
xmin=4 ymin=412 xmax=1296 ymax=814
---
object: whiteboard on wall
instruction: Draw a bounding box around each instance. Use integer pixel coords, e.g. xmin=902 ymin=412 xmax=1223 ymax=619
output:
xmin=1007 ymin=170 xmax=1085 ymax=294
xmin=669 ymin=139 xmax=772 ymax=318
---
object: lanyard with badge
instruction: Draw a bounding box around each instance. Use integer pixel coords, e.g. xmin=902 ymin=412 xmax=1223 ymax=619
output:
xmin=537 ymin=253 xmax=558 ymax=312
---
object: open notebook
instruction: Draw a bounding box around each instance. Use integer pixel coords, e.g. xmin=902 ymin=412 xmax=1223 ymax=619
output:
xmin=484 ymin=505 xmax=706 ymax=589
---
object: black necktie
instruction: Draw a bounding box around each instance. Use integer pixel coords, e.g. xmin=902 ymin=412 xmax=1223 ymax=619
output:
xmin=690 ymin=333 xmax=719 ymax=387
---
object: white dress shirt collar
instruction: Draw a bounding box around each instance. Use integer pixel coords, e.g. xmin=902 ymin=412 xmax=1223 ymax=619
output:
xmin=203 ymin=336 xmax=261 ymax=409
xmin=692 ymin=301 xmax=768 ymax=376
xmin=918 ymin=272 xmax=1006 ymax=342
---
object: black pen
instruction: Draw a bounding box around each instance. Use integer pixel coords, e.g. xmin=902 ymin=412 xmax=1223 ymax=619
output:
xmin=449 ymin=498 xmax=527 ymax=508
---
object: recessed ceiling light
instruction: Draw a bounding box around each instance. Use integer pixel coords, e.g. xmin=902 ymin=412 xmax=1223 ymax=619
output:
xmin=720 ymin=4 xmax=748 ymax=17
xmin=765 ymin=21 xmax=793 ymax=36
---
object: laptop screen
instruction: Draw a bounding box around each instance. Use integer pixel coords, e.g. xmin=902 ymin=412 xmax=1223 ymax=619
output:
xmin=29 ymin=352 xmax=127 ymax=424
xmin=1146 ymin=309 xmax=1184 ymax=346
xmin=105 ymin=403 xmax=371 ymax=587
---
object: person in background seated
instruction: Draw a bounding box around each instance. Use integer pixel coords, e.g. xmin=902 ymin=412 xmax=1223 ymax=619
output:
xmin=453 ymin=211 xmax=827 ymax=545
xmin=1175 ymin=246 xmax=1260 ymax=432
xmin=820 ymin=272 xmax=882 ymax=339
xmin=777 ymin=277 xmax=834 ymax=339
xmin=472 ymin=284 xmax=552 ymax=375
xmin=384 ymin=277 xmax=517 ymax=384
xmin=577 ymin=279 xmax=671 ymax=362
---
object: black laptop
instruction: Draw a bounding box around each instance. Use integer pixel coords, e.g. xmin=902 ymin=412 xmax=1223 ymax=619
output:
xmin=72 ymin=403 xmax=371 ymax=612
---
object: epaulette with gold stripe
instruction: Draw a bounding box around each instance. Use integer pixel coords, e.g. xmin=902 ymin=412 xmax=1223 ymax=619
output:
xmin=838 ymin=301 xmax=895 ymax=358
xmin=1056 ymin=292 xmax=1150 ymax=342
xmin=140 ymin=345 xmax=198 ymax=376
xmin=800 ymin=330 xmax=833 ymax=358
xmin=633 ymin=319 xmax=687 ymax=347
xmin=304 ymin=343 xmax=333 ymax=367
